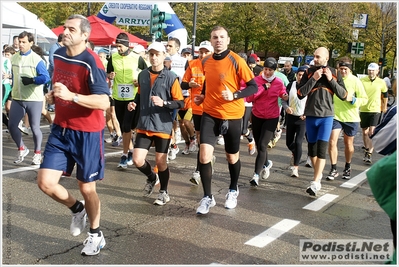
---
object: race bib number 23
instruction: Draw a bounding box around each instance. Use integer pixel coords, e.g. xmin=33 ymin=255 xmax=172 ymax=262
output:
xmin=117 ymin=84 xmax=134 ymax=99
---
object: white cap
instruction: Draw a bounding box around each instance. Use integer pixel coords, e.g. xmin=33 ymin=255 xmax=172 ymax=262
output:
xmin=147 ymin=42 xmax=166 ymax=53
xmin=368 ymin=62 xmax=379 ymax=70
xmin=199 ymin=40 xmax=213 ymax=52
xmin=133 ymin=44 xmax=145 ymax=54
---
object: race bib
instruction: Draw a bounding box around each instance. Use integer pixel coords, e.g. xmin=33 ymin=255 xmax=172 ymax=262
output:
xmin=117 ymin=84 xmax=134 ymax=99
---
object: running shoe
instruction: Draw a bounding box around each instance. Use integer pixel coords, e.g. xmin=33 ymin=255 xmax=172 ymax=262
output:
xmin=81 ymin=231 xmax=106 ymax=256
xmin=196 ymin=195 xmax=216 ymax=215
xmin=153 ymin=190 xmax=170 ymax=206
xmin=70 ymin=201 xmax=87 ymax=236
xmin=14 ymin=147 xmax=29 ymax=164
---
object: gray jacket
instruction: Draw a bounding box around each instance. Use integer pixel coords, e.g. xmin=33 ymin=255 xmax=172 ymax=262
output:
xmin=136 ymin=67 xmax=183 ymax=134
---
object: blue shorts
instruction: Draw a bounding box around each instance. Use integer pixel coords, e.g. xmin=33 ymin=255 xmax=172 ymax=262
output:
xmin=306 ymin=116 xmax=333 ymax=143
xmin=40 ymin=124 xmax=105 ymax=182
xmin=332 ymin=119 xmax=359 ymax=137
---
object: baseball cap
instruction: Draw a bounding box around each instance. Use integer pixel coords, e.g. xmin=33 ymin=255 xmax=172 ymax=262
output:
xmin=133 ymin=44 xmax=145 ymax=54
xmin=147 ymin=42 xmax=166 ymax=53
xmin=298 ymin=65 xmax=309 ymax=73
xmin=248 ymin=57 xmax=256 ymax=64
xmin=181 ymin=48 xmax=192 ymax=55
xmin=199 ymin=41 xmax=214 ymax=52
xmin=368 ymin=63 xmax=379 ymax=70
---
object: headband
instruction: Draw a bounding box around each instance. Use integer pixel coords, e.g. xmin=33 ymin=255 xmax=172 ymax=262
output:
xmin=115 ymin=37 xmax=129 ymax=47
xmin=339 ymin=62 xmax=352 ymax=70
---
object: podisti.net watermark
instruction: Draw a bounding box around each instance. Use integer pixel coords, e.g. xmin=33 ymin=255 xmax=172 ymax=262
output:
xmin=299 ymin=239 xmax=394 ymax=262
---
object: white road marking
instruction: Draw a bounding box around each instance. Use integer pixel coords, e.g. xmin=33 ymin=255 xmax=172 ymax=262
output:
xmin=244 ymin=219 xmax=300 ymax=248
xmin=340 ymin=169 xmax=369 ymax=188
xmin=2 ymin=165 xmax=39 ymax=175
xmin=302 ymin=193 xmax=339 ymax=211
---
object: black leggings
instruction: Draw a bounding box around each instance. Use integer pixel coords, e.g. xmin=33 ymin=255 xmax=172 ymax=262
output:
xmin=285 ymin=114 xmax=306 ymax=166
xmin=251 ymin=114 xmax=279 ymax=174
xmin=242 ymin=106 xmax=252 ymax=135
xmin=114 ymin=99 xmax=136 ymax=133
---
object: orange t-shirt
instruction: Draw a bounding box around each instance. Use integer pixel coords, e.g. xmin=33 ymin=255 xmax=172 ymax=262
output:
xmin=202 ymin=52 xmax=254 ymax=119
xmin=136 ymin=71 xmax=183 ymax=139
xmin=182 ymin=58 xmax=205 ymax=115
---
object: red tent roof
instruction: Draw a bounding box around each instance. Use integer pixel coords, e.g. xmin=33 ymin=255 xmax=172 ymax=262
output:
xmin=52 ymin=15 xmax=147 ymax=48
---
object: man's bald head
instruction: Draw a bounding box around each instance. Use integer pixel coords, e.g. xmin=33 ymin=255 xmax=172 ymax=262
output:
xmin=313 ymin=47 xmax=329 ymax=67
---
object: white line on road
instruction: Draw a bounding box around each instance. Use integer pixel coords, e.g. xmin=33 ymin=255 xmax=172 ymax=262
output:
xmin=244 ymin=219 xmax=300 ymax=248
xmin=302 ymin=193 xmax=339 ymax=211
xmin=2 ymin=165 xmax=39 ymax=175
xmin=340 ymin=169 xmax=369 ymax=188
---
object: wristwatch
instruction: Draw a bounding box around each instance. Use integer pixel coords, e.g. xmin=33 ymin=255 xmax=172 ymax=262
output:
xmin=72 ymin=94 xmax=79 ymax=103
xmin=163 ymin=100 xmax=168 ymax=107
xmin=233 ymin=92 xmax=239 ymax=99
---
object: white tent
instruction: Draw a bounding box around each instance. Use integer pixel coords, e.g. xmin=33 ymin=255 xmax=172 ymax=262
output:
xmin=1 ymin=2 xmax=57 ymax=51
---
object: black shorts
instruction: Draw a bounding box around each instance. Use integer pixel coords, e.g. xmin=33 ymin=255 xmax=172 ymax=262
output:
xmin=192 ymin=114 xmax=202 ymax=131
xmin=134 ymin=133 xmax=170 ymax=153
xmin=360 ymin=112 xmax=380 ymax=128
xmin=200 ymin=112 xmax=241 ymax=154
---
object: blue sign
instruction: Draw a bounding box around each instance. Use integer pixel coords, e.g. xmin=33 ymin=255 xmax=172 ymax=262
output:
xmin=305 ymin=56 xmax=314 ymax=64
xmin=297 ymin=56 xmax=302 ymax=63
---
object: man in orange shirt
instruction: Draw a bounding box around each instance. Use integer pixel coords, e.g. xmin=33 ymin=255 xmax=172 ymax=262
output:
xmin=128 ymin=42 xmax=184 ymax=206
xmin=194 ymin=26 xmax=257 ymax=214
xmin=181 ymin=40 xmax=214 ymax=185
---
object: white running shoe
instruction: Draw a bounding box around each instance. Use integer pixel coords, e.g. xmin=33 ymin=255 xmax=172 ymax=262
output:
xmin=190 ymin=171 xmax=201 ymax=185
xmin=81 ymin=231 xmax=106 ymax=256
xmin=143 ymin=174 xmax=159 ymax=197
xmin=188 ymin=139 xmax=197 ymax=152
xmin=250 ymin=173 xmax=259 ymax=187
xmin=305 ymin=156 xmax=313 ymax=168
xmin=217 ymin=135 xmax=225 ymax=145
xmin=31 ymin=153 xmax=42 ymax=165
xmin=127 ymin=151 xmax=133 ymax=166
xmin=182 ymin=146 xmax=190 ymax=155
xmin=14 ymin=147 xmax=29 ymax=164
xmin=306 ymin=181 xmax=321 ymax=196
xmin=70 ymin=201 xmax=87 ymax=236
xmin=260 ymin=160 xmax=273 ymax=180
xmin=168 ymin=146 xmax=179 ymax=160
xmin=196 ymin=195 xmax=216 ymax=215
xmin=290 ymin=167 xmax=299 ymax=178
xmin=153 ymin=190 xmax=170 ymax=206
xmin=225 ymin=188 xmax=239 ymax=209
xmin=248 ymin=141 xmax=256 ymax=155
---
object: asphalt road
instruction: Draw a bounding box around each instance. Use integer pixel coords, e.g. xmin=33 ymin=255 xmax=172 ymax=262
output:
xmin=1 ymin=118 xmax=394 ymax=265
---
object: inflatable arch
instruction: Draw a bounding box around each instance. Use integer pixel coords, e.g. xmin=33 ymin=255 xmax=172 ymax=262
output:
xmin=97 ymin=2 xmax=188 ymax=51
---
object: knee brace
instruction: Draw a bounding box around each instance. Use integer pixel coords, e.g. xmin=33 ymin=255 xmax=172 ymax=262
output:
xmin=316 ymin=140 xmax=328 ymax=159
xmin=308 ymin=142 xmax=317 ymax=157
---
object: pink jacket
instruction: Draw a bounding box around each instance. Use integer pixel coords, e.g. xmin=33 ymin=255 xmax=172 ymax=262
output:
xmin=246 ymin=75 xmax=286 ymax=119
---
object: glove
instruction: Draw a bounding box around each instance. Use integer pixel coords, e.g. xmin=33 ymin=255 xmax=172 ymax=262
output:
xmin=21 ymin=77 xmax=34 ymax=85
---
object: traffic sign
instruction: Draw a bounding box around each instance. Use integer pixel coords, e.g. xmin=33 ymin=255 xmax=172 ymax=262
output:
xmin=332 ymin=49 xmax=340 ymax=59
xmin=305 ymin=55 xmax=314 ymax=64
xmin=297 ymin=56 xmax=302 ymax=63
xmin=350 ymin=42 xmax=364 ymax=55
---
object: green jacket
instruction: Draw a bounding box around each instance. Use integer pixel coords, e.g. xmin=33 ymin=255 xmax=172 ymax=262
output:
xmin=366 ymin=151 xmax=397 ymax=264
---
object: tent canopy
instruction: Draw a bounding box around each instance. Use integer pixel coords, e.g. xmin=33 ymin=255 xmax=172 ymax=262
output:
xmin=1 ymin=2 xmax=57 ymax=48
xmin=52 ymin=15 xmax=147 ymax=48
xmin=1 ymin=2 xmax=38 ymax=29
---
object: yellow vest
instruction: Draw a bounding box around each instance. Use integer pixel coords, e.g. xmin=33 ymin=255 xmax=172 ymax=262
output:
xmin=111 ymin=51 xmax=140 ymax=101
xmin=11 ymin=51 xmax=44 ymax=101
